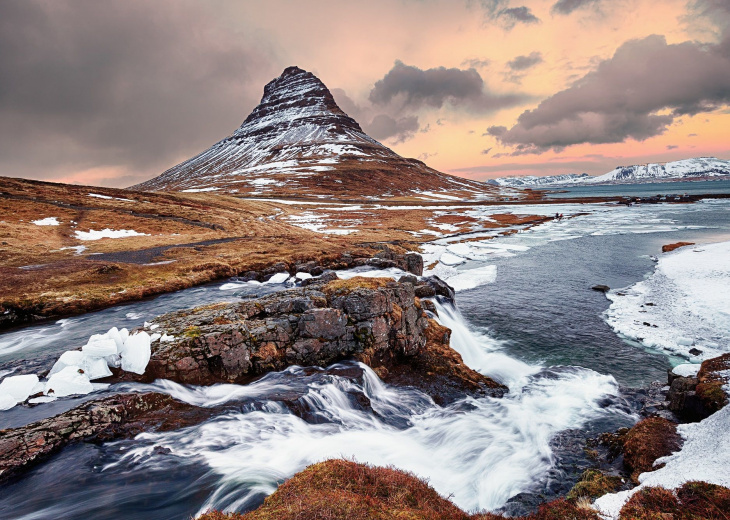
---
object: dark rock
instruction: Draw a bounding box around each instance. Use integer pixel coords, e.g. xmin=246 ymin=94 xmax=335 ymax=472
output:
xmin=421 ymin=276 xmax=455 ymax=301
xmin=0 ymin=393 xmax=206 ymax=484
xmin=404 ymin=252 xmax=424 ymax=276
xmin=689 ymin=348 xmax=703 ymax=356
xmin=414 ymin=284 xmax=437 ymax=298
xmin=301 ymin=270 xmax=338 ymax=287
xmin=397 ymin=275 xmax=418 ymax=286
xmin=592 ymin=285 xmax=610 ymax=293
xmin=263 ymin=262 xmax=289 ymax=276
xmin=420 ymin=299 xmax=437 ymax=316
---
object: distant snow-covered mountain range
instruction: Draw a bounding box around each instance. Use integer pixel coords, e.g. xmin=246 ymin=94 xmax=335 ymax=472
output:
xmin=488 ymin=157 xmax=730 ymax=188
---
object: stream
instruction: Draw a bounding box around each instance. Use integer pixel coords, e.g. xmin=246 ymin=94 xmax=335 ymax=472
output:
xmin=1 ymin=198 xmax=730 ymax=519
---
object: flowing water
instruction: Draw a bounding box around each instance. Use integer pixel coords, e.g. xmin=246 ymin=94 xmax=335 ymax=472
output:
xmin=1 ymin=198 xmax=730 ymax=519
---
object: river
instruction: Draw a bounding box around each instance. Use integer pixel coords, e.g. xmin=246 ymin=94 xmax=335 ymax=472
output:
xmin=1 ymin=198 xmax=729 ymax=519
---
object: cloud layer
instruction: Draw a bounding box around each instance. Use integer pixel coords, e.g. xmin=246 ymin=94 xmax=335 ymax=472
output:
xmin=491 ymin=34 xmax=730 ymax=154
xmin=0 ymin=1 xmax=274 ymax=185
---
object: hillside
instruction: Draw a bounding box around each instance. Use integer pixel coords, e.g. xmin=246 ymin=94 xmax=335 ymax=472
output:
xmin=133 ymin=67 xmax=503 ymax=201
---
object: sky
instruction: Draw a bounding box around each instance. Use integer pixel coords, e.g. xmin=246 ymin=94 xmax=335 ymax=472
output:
xmin=1 ymin=0 xmax=729 ymax=187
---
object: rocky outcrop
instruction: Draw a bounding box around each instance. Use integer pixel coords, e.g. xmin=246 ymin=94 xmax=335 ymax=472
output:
xmin=667 ymin=354 xmax=729 ymax=421
xmin=112 ymin=276 xmax=502 ymax=403
xmin=0 ymin=392 xmax=204 ymax=484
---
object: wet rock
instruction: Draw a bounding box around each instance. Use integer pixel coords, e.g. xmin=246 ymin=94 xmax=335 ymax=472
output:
xmin=592 ymin=285 xmax=610 ymax=293
xmin=397 ymin=275 xmax=418 ymax=286
xmin=421 ymin=276 xmax=455 ymax=301
xmin=0 ymin=392 xmax=206 ymax=484
xmin=108 ymin=277 xmax=503 ymax=404
xmin=667 ymin=376 xmax=706 ymax=421
xmin=420 ymin=299 xmax=438 ymax=316
xmin=414 ymin=284 xmax=437 ymax=298
xmin=132 ymin=278 xmax=429 ymax=386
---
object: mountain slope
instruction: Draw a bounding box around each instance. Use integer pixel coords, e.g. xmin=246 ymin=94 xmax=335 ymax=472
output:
xmin=486 ymin=174 xmax=590 ymax=188
xmin=133 ymin=66 xmax=501 ymax=201
xmin=586 ymin=157 xmax=730 ymax=184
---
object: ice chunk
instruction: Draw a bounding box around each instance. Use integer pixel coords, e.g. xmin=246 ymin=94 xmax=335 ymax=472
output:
xmin=44 ymin=366 xmax=93 ymax=397
xmin=119 ymin=328 xmax=129 ymax=342
xmin=0 ymin=374 xmax=40 ymax=403
xmin=49 ymin=350 xmax=85 ymax=377
xmin=106 ymin=327 xmax=125 ymax=352
xmin=677 ymin=337 xmax=694 ymax=346
xmin=296 ymin=272 xmax=313 ymax=280
xmin=29 ymin=396 xmax=57 ymax=404
xmin=105 ymin=353 xmax=122 ymax=368
xmin=672 ymin=363 xmax=701 ymax=377
xmin=84 ymin=356 xmax=113 ymax=380
xmin=150 ymin=333 xmax=161 ymax=343
xmin=0 ymin=393 xmax=16 ymax=411
xmin=160 ymin=333 xmax=175 ymax=343
xmin=49 ymin=350 xmax=112 ymax=380
xmin=439 ymin=252 xmax=465 ymax=266
xmin=265 ymin=272 xmax=290 ymax=284
xmin=121 ymin=332 xmax=151 ymax=375
xmin=82 ymin=335 xmax=118 ymax=357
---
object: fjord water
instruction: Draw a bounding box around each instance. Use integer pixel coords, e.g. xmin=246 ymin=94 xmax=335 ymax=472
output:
xmin=1 ymin=199 xmax=730 ymax=519
xmin=544 ymin=178 xmax=730 ymax=199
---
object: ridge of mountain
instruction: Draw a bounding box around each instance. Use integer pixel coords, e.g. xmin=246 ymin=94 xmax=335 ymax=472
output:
xmin=132 ymin=66 xmax=502 ymax=201
xmin=488 ymin=157 xmax=730 ymax=188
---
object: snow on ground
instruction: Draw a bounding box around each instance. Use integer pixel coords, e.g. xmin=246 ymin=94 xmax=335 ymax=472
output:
xmin=594 ymin=398 xmax=730 ymax=518
xmin=181 ymin=187 xmax=221 ymax=193
xmin=88 ymin=193 xmax=134 ymax=202
xmin=74 ymin=229 xmax=150 ymax=241
xmin=604 ymin=240 xmax=730 ymax=361
xmin=284 ymin=211 xmax=358 ymax=235
xmin=32 ymin=217 xmax=60 ymax=226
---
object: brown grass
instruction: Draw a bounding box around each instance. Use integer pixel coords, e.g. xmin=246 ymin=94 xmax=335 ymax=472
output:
xmin=662 ymin=241 xmax=695 ymax=253
xmin=622 ymin=417 xmax=682 ymax=483
xmin=620 ymin=481 xmax=730 ymax=520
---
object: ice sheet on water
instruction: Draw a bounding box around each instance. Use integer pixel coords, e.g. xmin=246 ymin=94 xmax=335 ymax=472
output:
xmin=604 ymin=240 xmax=730 ymax=361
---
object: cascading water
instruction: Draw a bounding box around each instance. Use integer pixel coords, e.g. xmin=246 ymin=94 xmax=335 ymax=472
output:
xmin=88 ymin=300 xmax=632 ymax=517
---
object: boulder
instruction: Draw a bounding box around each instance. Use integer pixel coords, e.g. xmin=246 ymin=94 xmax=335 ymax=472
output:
xmin=0 ymin=392 xmax=205 ymax=484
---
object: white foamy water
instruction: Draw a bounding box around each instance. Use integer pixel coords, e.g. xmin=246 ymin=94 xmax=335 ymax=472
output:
xmin=604 ymin=240 xmax=730 ymax=361
xmin=115 ymin=300 xmax=628 ymax=515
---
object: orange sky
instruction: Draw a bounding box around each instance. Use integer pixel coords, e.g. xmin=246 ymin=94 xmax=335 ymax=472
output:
xmin=2 ymin=0 xmax=729 ymax=186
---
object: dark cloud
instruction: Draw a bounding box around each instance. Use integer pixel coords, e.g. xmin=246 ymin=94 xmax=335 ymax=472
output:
xmin=688 ymin=133 xmax=698 ymax=137
xmin=366 ymin=114 xmax=420 ymax=143
xmin=507 ymin=52 xmax=544 ymax=71
xmin=498 ymin=6 xmax=540 ymax=28
xmin=0 ymin=0 xmax=275 ymax=186
xmin=417 ymin=151 xmax=438 ymax=161
xmin=481 ymin=148 xmax=493 ymax=155
xmin=369 ymin=60 xmax=526 ymax=113
xmin=551 ymin=0 xmax=601 ymax=15
xmin=486 ymin=126 xmax=508 ymax=136
xmin=332 ymin=87 xmax=421 ymax=143
xmin=461 ymin=58 xmax=491 ymax=68
xmin=666 ymin=145 xmax=679 ymax=150
xmin=491 ymin=34 xmax=730 ymax=154
xmin=474 ymin=1 xmax=540 ymax=28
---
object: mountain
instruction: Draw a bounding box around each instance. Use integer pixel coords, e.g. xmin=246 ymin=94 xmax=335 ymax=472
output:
xmin=487 ymin=157 xmax=730 ymax=188
xmin=486 ymin=173 xmax=590 ymax=188
xmin=586 ymin=157 xmax=730 ymax=184
xmin=133 ymin=66 xmax=500 ymax=201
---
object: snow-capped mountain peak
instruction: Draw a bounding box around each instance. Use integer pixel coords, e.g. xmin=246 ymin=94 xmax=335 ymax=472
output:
xmin=132 ymin=66 xmax=499 ymax=200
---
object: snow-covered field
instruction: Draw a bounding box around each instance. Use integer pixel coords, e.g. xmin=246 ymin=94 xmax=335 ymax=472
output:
xmin=604 ymin=241 xmax=730 ymax=361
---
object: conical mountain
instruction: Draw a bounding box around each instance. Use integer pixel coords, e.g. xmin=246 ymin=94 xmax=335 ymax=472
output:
xmin=132 ymin=66 xmax=498 ymax=200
